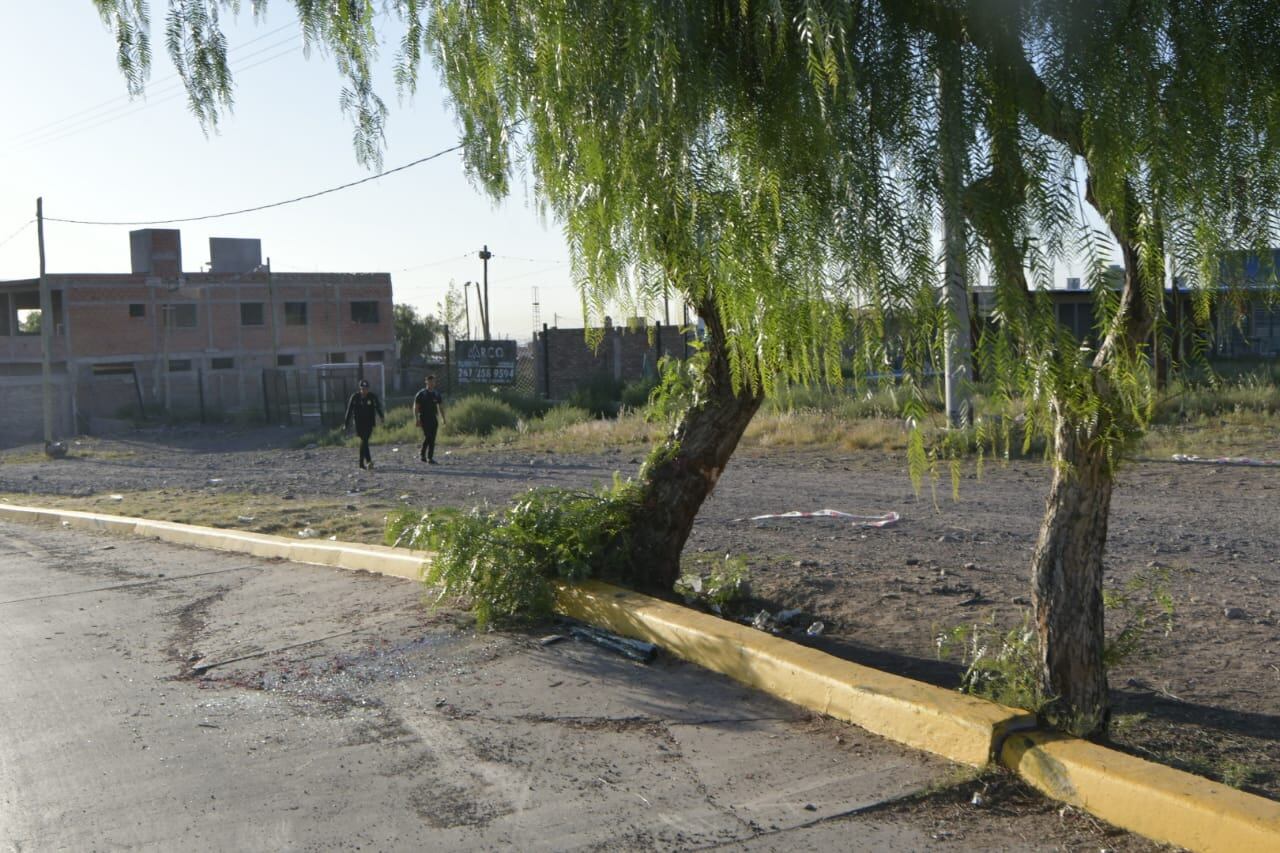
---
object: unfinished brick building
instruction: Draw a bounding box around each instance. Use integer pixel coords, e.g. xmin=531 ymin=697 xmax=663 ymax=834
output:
xmin=0 ymin=229 xmax=395 ymax=444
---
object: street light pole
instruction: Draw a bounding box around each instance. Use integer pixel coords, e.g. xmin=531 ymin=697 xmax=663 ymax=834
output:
xmin=463 ymin=281 xmax=472 ymax=340
xmin=479 ymin=245 xmax=492 ymax=340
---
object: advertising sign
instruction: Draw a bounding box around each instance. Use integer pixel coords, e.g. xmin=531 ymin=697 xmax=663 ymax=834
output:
xmin=455 ymin=339 xmax=517 ymax=384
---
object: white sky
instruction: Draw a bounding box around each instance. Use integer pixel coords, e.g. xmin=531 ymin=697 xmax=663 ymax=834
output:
xmin=0 ymin=3 xmax=612 ymax=343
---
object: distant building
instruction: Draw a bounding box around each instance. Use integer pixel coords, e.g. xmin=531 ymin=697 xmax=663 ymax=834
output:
xmin=0 ymin=229 xmax=395 ymax=443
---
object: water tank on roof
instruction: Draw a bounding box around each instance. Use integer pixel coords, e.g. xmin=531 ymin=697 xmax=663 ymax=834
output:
xmin=209 ymin=237 xmax=263 ymax=274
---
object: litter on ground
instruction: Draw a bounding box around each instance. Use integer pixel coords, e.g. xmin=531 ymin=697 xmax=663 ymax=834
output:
xmin=740 ymin=509 xmax=900 ymax=527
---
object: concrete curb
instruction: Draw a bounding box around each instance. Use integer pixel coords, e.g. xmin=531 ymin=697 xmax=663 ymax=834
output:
xmin=0 ymin=503 xmax=428 ymax=581
xmin=1003 ymin=731 xmax=1280 ymax=853
xmin=4 ymin=502 xmax=1279 ymax=852
xmin=554 ymin=579 xmax=1034 ymax=767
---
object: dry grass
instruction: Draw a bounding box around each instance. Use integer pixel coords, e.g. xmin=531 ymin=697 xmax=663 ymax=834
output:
xmin=0 ymin=489 xmax=394 ymax=546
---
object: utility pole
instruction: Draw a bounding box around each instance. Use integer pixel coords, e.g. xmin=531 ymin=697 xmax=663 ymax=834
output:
xmin=36 ymin=197 xmax=54 ymax=448
xmin=479 ymin=245 xmax=492 ymax=340
xmin=471 ymin=280 xmax=487 ymax=342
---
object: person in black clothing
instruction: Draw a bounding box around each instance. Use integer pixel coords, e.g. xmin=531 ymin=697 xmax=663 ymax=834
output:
xmin=413 ymin=374 xmax=446 ymax=464
xmin=344 ymin=379 xmax=385 ymax=470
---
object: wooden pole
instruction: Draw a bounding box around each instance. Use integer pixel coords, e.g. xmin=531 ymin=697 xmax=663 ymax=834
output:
xmin=37 ymin=197 xmax=54 ymax=446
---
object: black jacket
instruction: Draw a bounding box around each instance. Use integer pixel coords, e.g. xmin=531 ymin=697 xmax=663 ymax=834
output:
xmin=344 ymin=391 xmax=384 ymax=432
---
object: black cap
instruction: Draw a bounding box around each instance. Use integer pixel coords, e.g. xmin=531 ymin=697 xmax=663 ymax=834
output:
xmin=359 ymin=379 xmax=370 ymax=388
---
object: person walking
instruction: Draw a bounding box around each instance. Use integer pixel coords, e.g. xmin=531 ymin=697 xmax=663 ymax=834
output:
xmin=344 ymin=378 xmax=385 ymax=470
xmin=413 ymin=374 xmax=446 ymax=464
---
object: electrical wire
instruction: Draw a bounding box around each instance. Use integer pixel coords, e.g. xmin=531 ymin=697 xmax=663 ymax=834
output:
xmin=494 ymin=253 xmax=567 ymax=264
xmin=11 ymin=43 xmax=302 ymax=153
xmin=0 ymin=219 xmax=35 ymax=253
xmin=44 ymin=143 xmax=465 ymax=227
xmin=6 ymin=20 xmax=299 ymax=146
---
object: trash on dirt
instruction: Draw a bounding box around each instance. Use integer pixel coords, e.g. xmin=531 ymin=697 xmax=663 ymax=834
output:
xmin=297 ymin=527 xmax=319 ymax=539
xmin=739 ymin=509 xmax=900 ymax=528
xmin=806 ymin=621 xmax=825 ymax=637
xmin=1224 ymin=607 xmax=1247 ymax=620
xmin=970 ymin=791 xmax=985 ymax=807
xmin=776 ymin=608 xmax=803 ymax=624
xmin=391 ymin=447 xmax=400 ymax=452
xmin=108 ymin=494 xmax=124 ymax=502
xmin=206 ymin=478 xmax=223 ymax=485
xmin=751 ymin=610 xmax=776 ymax=632
xmin=236 ymin=515 xmax=255 ymax=523
xmin=1172 ymin=453 xmax=1280 ymax=467
xmin=568 ymin=625 xmax=657 ymax=663
xmin=44 ymin=441 xmax=68 ymax=459
xmin=539 ymin=634 xmax=568 ymax=646
xmin=399 ymin=494 xmax=411 ymax=501
xmin=327 ymin=535 xmax=338 ymax=541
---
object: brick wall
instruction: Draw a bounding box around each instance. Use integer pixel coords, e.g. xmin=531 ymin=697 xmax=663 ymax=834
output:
xmin=534 ymin=322 xmax=692 ymax=399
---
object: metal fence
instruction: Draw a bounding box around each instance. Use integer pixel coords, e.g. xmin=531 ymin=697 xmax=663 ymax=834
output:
xmin=262 ymin=361 xmax=386 ymax=428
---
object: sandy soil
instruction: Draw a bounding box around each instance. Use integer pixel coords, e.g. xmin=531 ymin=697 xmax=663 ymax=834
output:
xmin=2 ymin=422 xmax=1276 ymax=807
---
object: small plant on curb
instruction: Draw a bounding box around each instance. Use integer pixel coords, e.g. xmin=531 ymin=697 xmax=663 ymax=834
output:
xmin=673 ymin=553 xmax=751 ymax=614
xmin=385 ymin=479 xmax=642 ymax=628
xmin=935 ymin=611 xmax=1047 ymax=713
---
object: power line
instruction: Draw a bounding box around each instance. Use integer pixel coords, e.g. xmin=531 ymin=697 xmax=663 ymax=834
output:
xmin=11 ymin=43 xmax=302 ymax=153
xmin=6 ymin=20 xmax=299 ymax=146
xmin=0 ymin=219 xmax=35 ymax=253
xmin=495 ymin=253 xmax=567 ymax=264
xmin=44 ymin=143 xmax=465 ymax=227
xmin=391 ymin=252 xmax=474 ymax=273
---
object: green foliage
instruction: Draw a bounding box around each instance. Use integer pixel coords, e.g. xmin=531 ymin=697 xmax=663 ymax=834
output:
xmin=1102 ymin=566 xmax=1178 ymax=669
xmin=645 ymin=351 xmax=705 ymax=425
xmin=385 ymin=481 xmax=643 ymax=628
xmin=936 ymin=612 xmax=1047 ymax=713
xmin=526 ymin=404 xmax=592 ymax=433
xmin=445 ymin=396 xmax=519 ymax=437
xmin=620 ymin=376 xmax=658 ymax=411
xmin=394 ymin=303 xmax=443 ymax=368
xmin=674 ymin=554 xmax=751 ymax=613
xmin=567 ymin=373 xmax=623 ymax=418
xmin=494 ymin=388 xmax=553 ymax=419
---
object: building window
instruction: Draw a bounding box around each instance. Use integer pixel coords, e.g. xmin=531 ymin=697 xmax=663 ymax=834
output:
xmin=92 ymin=362 xmax=134 ymax=376
xmin=350 ymin=301 xmax=380 ymax=324
xmin=284 ymin=302 xmax=308 ymax=326
xmin=129 ymin=303 xmax=146 ymax=318
xmin=276 ymin=354 xmax=295 ymax=367
xmin=328 ymin=352 xmax=347 ymax=364
xmin=240 ymin=302 xmax=265 ymax=326
xmin=211 ymin=357 xmax=234 ymax=370
xmin=15 ymin=309 xmax=41 ymax=335
xmin=168 ymin=359 xmax=192 ymax=372
xmin=164 ymin=303 xmax=197 ymax=328
xmin=364 ymin=350 xmax=384 ymax=362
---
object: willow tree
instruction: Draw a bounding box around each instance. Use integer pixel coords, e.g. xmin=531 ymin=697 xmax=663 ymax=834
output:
xmin=91 ymin=1 xmax=1280 ymax=735
xmin=896 ymin=0 xmax=1280 ymax=733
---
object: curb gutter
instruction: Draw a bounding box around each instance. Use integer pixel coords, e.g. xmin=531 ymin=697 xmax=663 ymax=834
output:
xmin=3 ymin=502 xmax=1278 ymax=852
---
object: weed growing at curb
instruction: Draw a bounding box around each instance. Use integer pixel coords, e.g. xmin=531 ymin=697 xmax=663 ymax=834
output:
xmin=386 ymin=480 xmax=642 ymax=628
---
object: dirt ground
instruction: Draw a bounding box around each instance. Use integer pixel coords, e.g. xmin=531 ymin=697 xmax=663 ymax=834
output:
xmin=2 ymin=423 xmax=1277 ymax=814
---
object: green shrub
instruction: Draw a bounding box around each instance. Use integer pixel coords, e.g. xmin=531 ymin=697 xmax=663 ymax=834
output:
xmin=674 ymin=553 xmax=751 ymax=612
xmin=935 ymin=611 xmax=1046 ymax=713
xmin=386 ymin=480 xmax=642 ymax=627
xmin=446 ymin=396 xmax=520 ymax=436
xmin=568 ymin=372 xmax=624 ymax=417
xmin=528 ymin=404 xmax=593 ymax=433
xmin=620 ymin=376 xmax=658 ymax=411
xmin=496 ymin=388 xmax=553 ymax=419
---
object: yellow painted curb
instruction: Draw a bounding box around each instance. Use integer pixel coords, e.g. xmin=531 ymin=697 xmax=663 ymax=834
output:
xmin=1002 ymin=730 xmax=1280 ymax=853
xmin=0 ymin=503 xmax=429 ymax=581
xmin=555 ymin=579 xmax=1033 ymax=767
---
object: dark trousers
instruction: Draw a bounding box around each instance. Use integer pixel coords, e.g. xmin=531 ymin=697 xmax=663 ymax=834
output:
xmin=420 ymin=421 xmax=438 ymax=461
xmin=357 ymin=428 xmax=373 ymax=466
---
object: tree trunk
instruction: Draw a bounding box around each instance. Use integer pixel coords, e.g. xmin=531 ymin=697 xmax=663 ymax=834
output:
xmin=608 ymin=296 xmax=763 ymax=594
xmin=1030 ymin=412 xmax=1113 ymax=736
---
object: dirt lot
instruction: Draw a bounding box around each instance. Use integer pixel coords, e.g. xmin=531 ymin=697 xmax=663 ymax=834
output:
xmin=2 ymin=423 xmax=1277 ymax=811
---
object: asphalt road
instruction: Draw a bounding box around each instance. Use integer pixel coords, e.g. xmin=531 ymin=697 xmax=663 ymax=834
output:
xmin=0 ymin=519 xmax=977 ymax=852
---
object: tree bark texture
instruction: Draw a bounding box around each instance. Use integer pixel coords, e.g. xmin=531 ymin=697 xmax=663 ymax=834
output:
xmin=610 ymin=297 xmax=763 ymax=594
xmin=1031 ymin=416 xmax=1113 ymax=735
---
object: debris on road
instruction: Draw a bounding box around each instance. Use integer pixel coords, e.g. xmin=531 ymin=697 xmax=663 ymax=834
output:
xmin=568 ymin=625 xmax=657 ymax=663
xmin=297 ymin=527 xmax=319 ymax=538
xmin=539 ymin=634 xmax=568 ymax=646
xmin=805 ymin=621 xmax=825 ymax=637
